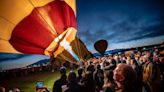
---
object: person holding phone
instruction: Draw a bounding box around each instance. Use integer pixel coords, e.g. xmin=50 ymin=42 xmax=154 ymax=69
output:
xmin=36 ymin=81 xmax=49 ymax=92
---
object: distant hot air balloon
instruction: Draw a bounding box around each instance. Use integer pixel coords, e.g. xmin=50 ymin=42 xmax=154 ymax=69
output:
xmin=0 ymin=0 xmax=77 ymax=58
xmin=94 ymin=39 xmax=108 ymax=55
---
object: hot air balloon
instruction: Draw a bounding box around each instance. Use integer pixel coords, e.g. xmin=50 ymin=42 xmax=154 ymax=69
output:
xmin=0 ymin=0 xmax=92 ymax=69
xmin=0 ymin=0 xmax=76 ymax=57
xmin=94 ymin=39 xmax=108 ymax=55
xmin=0 ymin=0 xmax=76 ymax=55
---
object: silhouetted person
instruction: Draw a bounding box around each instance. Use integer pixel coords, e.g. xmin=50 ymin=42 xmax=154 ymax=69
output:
xmin=86 ymin=64 xmax=95 ymax=74
xmin=64 ymin=71 xmax=83 ymax=92
xmin=77 ymin=67 xmax=83 ymax=83
xmin=81 ymin=71 xmax=96 ymax=92
xmin=94 ymin=64 xmax=104 ymax=91
xmin=53 ymin=67 xmax=68 ymax=92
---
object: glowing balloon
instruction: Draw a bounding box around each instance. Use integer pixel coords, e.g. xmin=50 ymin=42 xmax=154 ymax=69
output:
xmin=0 ymin=0 xmax=76 ymax=56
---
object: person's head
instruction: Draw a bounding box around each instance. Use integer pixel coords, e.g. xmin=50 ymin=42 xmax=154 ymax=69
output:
xmin=114 ymin=55 xmax=118 ymax=60
xmin=135 ymin=56 xmax=139 ymax=61
xmin=97 ymin=64 xmax=101 ymax=69
xmin=112 ymin=59 xmax=116 ymax=65
xmin=159 ymin=57 xmax=164 ymax=63
xmin=13 ymin=88 xmax=20 ymax=92
xmin=68 ymin=71 xmax=77 ymax=83
xmin=113 ymin=64 xmax=137 ymax=85
xmin=59 ymin=66 xmax=66 ymax=75
xmin=78 ymin=67 xmax=83 ymax=76
xmin=130 ymin=59 xmax=137 ymax=65
xmin=82 ymin=71 xmax=94 ymax=84
xmin=127 ymin=56 xmax=131 ymax=61
xmin=142 ymin=55 xmax=148 ymax=63
xmin=60 ymin=74 xmax=67 ymax=81
xmin=122 ymin=57 xmax=127 ymax=61
xmin=86 ymin=64 xmax=95 ymax=73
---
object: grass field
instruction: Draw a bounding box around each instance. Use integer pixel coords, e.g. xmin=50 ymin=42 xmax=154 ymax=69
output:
xmin=2 ymin=71 xmax=62 ymax=92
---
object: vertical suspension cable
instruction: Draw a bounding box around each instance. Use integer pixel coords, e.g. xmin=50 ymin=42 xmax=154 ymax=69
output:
xmin=76 ymin=33 xmax=83 ymax=60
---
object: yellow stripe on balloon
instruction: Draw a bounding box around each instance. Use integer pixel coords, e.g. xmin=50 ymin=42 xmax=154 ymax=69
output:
xmin=44 ymin=30 xmax=68 ymax=56
xmin=53 ymin=27 xmax=77 ymax=57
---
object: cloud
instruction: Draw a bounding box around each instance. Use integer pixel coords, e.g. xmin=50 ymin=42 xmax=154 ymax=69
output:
xmin=76 ymin=0 xmax=164 ymax=51
xmin=113 ymin=16 xmax=164 ymax=43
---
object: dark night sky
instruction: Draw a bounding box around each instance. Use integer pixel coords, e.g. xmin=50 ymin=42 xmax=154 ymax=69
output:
xmin=76 ymin=0 xmax=164 ymax=52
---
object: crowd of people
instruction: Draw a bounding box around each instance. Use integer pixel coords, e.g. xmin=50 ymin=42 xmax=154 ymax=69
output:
xmin=0 ymin=46 xmax=163 ymax=92
xmin=52 ymin=47 xmax=164 ymax=92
